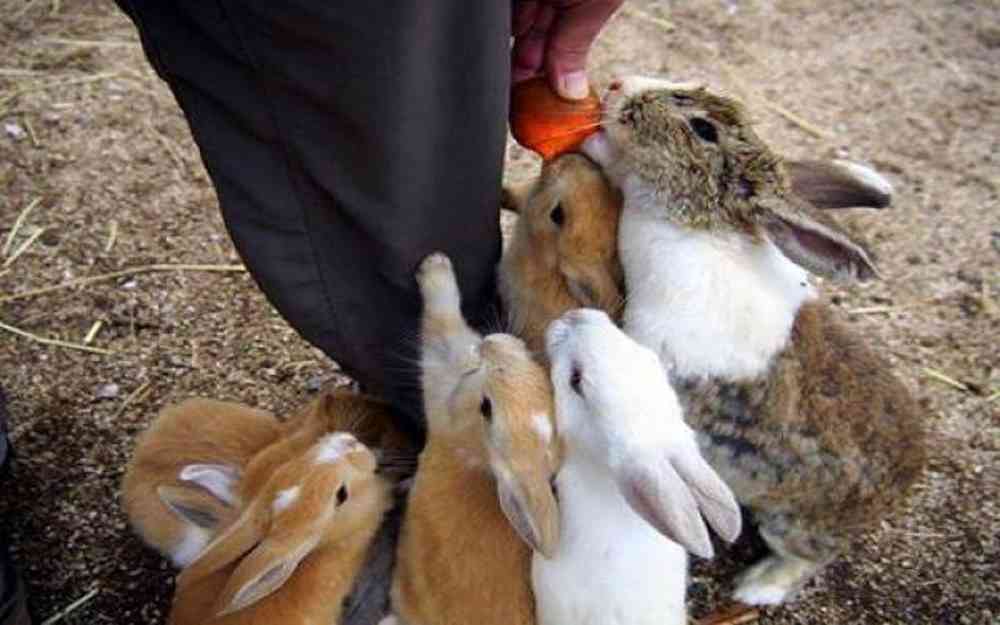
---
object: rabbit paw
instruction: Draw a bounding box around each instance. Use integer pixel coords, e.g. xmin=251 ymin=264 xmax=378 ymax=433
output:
xmin=732 ymin=553 xmax=816 ymax=606
xmin=417 ymin=252 xmax=460 ymax=310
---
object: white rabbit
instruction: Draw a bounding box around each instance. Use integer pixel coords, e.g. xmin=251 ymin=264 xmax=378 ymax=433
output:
xmin=534 ymin=308 xmax=741 ymax=625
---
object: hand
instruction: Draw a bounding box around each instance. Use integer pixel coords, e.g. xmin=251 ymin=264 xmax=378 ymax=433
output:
xmin=511 ymin=0 xmax=626 ymax=100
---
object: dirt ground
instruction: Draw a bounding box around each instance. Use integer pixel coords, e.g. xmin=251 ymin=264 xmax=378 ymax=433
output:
xmin=0 ymin=1 xmax=997 ymax=624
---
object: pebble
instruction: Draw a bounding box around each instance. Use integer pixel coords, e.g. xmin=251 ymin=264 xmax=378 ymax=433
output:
xmin=95 ymin=383 xmax=120 ymax=400
xmin=3 ymin=122 xmax=25 ymax=140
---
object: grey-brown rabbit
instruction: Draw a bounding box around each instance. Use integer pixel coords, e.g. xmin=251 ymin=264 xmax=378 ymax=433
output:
xmin=583 ymin=76 xmax=926 ymax=605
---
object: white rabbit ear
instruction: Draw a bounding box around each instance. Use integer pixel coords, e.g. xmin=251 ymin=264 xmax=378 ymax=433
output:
xmin=616 ymin=455 xmax=715 ymax=559
xmin=786 ymin=159 xmax=893 ymax=210
xmin=762 ymin=201 xmax=879 ymax=282
xmin=215 ymin=533 xmax=321 ymax=616
xmin=178 ymin=463 xmax=240 ymax=506
xmin=157 ymin=485 xmax=228 ymax=529
xmin=668 ymin=448 xmax=742 ymax=544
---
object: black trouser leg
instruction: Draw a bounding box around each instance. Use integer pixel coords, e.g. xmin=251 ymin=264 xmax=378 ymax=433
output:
xmin=113 ymin=1 xmax=511 ymax=440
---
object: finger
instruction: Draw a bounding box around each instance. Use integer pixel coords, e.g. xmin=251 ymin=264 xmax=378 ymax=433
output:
xmin=545 ymin=0 xmax=624 ymax=98
xmin=511 ymin=3 xmax=557 ymax=83
xmin=512 ymin=0 xmax=540 ymax=37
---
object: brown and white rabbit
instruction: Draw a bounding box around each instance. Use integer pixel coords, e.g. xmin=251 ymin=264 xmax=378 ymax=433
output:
xmin=122 ymin=399 xmax=283 ymax=567
xmin=169 ymin=432 xmax=393 ymax=625
xmin=499 ymin=153 xmax=625 ymax=354
xmin=391 ymin=252 xmax=560 ymax=625
xmin=583 ymin=76 xmax=926 ymax=605
xmin=498 ymin=152 xmax=894 ymax=356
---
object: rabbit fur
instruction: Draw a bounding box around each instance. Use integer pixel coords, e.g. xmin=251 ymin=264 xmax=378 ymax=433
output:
xmin=581 ymin=75 xmax=925 ymax=605
xmin=391 ymin=253 xmax=560 ymax=625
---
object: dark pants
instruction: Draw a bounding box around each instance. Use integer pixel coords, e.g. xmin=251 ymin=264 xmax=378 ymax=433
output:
xmin=114 ymin=1 xmax=512 ymax=440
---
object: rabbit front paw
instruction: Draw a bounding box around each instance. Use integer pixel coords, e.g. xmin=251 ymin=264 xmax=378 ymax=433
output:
xmin=732 ymin=553 xmax=819 ymax=606
xmin=417 ymin=253 xmax=461 ymax=314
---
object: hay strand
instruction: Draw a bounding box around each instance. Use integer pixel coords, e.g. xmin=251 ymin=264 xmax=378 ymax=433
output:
xmin=921 ymin=367 xmax=971 ymax=393
xmin=0 ymin=71 xmax=120 ymax=108
xmin=3 ymin=227 xmax=46 ymax=268
xmin=41 ymin=587 xmax=100 ymax=625
xmin=82 ymin=320 xmax=103 ymax=345
xmin=3 ymin=197 xmax=41 ymax=256
xmin=0 ymin=320 xmax=114 ymax=355
xmin=104 ymin=219 xmax=118 ymax=253
xmin=0 ymin=263 xmax=247 ymax=303
xmin=621 ymin=5 xmax=676 ymax=32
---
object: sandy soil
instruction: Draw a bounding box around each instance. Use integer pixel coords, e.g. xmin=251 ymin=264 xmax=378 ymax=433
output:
xmin=0 ymin=1 xmax=997 ymax=624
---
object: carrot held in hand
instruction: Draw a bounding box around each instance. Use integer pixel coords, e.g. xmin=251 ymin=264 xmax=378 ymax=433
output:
xmin=510 ymin=77 xmax=602 ymax=161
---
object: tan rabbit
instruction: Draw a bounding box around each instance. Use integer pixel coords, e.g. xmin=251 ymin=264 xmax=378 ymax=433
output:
xmin=122 ymin=399 xmax=283 ymax=567
xmin=499 ymin=153 xmax=625 ymax=354
xmin=169 ymin=432 xmax=393 ymax=625
xmin=582 ymin=76 xmax=925 ymax=606
xmin=391 ymin=252 xmax=560 ymax=625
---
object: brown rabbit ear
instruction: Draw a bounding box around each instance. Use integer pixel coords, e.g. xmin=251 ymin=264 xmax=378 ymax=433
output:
xmin=762 ymin=199 xmax=879 ymax=282
xmin=176 ymin=502 xmax=267 ymax=588
xmin=785 ymin=160 xmax=892 ymax=210
xmin=178 ymin=463 xmax=240 ymax=506
xmin=495 ymin=467 xmax=561 ymax=559
xmin=501 ymin=180 xmax=535 ymax=213
xmin=214 ymin=533 xmax=321 ymax=616
xmin=158 ymin=485 xmax=229 ymax=529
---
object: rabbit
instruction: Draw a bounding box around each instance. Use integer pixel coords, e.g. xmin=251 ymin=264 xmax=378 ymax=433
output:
xmin=391 ymin=252 xmax=561 ymax=625
xmin=499 ymin=153 xmax=625 ymax=354
xmin=581 ymin=75 xmax=926 ymax=605
xmin=122 ymin=398 xmax=284 ymax=567
xmin=168 ymin=431 xmax=393 ymax=625
xmin=534 ymin=308 xmax=741 ymax=625
xmin=497 ymin=152 xmax=893 ymax=357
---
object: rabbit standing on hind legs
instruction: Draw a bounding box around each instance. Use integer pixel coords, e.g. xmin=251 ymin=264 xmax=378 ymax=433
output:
xmin=584 ymin=76 xmax=926 ymax=606
xmin=391 ymin=253 xmax=560 ymax=625
xmin=535 ymin=308 xmax=741 ymax=625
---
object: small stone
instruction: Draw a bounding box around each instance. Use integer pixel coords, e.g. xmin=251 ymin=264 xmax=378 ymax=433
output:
xmin=305 ymin=376 xmax=324 ymax=393
xmin=4 ymin=122 xmax=25 ymax=140
xmin=95 ymin=383 xmax=120 ymax=400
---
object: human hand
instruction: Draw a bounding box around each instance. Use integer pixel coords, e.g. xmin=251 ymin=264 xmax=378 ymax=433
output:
xmin=511 ymin=0 xmax=625 ymax=100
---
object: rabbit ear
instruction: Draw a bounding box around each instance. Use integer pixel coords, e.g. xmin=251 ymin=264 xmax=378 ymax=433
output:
xmin=178 ymin=463 xmax=240 ymax=506
xmin=176 ymin=502 xmax=267 ymax=588
xmin=501 ymin=180 xmax=534 ymax=213
xmin=762 ymin=199 xmax=879 ymax=282
xmin=667 ymin=448 xmax=742 ymax=543
xmin=495 ymin=468 xmax=561 ymax=559
xmin=616 ymin=455 xmax=715 ymax=559
xmin=785 ymin=159 xmax=892 ymax=210
xmin=157 ymin=485 xmax=229 ymax=529
xmin=214 ymin=532 xmax=321 ymax=616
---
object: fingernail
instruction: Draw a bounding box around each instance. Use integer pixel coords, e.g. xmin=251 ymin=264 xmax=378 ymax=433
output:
xmin=559 ymin=71 xmax=589 ymax=100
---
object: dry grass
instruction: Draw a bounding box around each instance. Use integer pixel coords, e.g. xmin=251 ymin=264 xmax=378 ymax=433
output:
xmin=1 ymin=1 xmax=997 ymax=624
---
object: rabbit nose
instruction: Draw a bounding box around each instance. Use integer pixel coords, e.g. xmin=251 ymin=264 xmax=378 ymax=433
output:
xmin=608 ymin=80 xmax=623 ymax=92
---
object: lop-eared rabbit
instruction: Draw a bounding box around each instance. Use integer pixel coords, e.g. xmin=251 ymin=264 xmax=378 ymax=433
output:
xmin=169 ymin=432 xmax=392 ymax=624
xmin=391 ymin=253 xmax=560 ymax=625
xmin=535 ymin=308 xmax=740 ymax=625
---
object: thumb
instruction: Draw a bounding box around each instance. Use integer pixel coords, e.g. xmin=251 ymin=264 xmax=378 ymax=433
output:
xmin=545 ymin=0 xmax=623 ymax=99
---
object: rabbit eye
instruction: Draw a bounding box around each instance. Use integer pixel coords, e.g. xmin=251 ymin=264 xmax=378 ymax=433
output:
xmin=672 ymin=93 xmax=694 ymax=105
xmin=480 ymin=396 xmax=493 ymax=422
xmin=570 ymin=367 xmax=583 ymax=396
xmin=549 ymin=204 xmax=565 ymax=227
xmin=336 ymin=485 xmax=349 ymax=505
xmin=689 ymin=117 xmax=718 ymax=143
